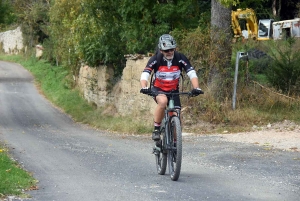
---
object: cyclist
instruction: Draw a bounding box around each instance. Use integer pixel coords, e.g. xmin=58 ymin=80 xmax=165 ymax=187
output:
xmin=140 ymin=34 xmax=203 ymax=141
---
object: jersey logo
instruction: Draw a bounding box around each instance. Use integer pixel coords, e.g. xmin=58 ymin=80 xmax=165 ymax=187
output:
xmin=179 ymin=59 xmax=187 ymax=66
xmin=149 ymin=60 xmax=157 ymax=68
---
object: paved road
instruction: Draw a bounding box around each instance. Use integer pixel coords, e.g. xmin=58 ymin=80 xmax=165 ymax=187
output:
xmin=0 ymin=60 xmax=299 ymax=201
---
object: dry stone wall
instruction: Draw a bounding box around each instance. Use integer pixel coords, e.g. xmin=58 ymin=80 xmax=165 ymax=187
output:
xmin=77 ymin=57 xmax=156 ymax=117
xmin=0 ymin=26 xmax=24 ymax=54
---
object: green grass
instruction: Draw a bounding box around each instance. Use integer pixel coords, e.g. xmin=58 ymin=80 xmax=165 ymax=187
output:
xmin=0 ymin=145 xmax=37 ymax=198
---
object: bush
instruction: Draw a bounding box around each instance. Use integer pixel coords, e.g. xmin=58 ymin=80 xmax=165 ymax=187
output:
xmin=265 ymin=38 xmax=300 ymax=96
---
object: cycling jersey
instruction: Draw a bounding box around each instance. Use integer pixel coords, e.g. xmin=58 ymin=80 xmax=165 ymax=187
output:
xmin=142 ymin=52 xmax=195 ymax=91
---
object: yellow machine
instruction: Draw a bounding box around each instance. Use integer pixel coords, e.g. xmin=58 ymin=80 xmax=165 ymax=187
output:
xmin=231 ymin=8 xmax=274 ymax=41
xmin=231 ymin=8 xmax=258 ymax=40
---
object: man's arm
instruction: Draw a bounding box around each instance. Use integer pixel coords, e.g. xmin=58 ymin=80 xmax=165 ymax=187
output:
xmin=140 ymin=56 xmax=156 ymax=88
xmin=140 ymin=79 xmax=148 ymax=88
xmin=190 ymin=77 xmax=199 ymax=89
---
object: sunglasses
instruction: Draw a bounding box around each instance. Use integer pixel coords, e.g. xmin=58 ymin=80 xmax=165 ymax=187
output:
xmin=162 ymin=49 xmax=175 ymax=53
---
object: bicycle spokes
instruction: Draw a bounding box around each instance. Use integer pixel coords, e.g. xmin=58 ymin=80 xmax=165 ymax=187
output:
xmin=154 ymin=136 xmax=167 ymax=175
xmin=168 ymin=117 xmax=182 ymax=181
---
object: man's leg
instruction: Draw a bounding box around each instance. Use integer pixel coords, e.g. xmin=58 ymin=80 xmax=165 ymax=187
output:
xmin=152 ymin=94 xmax=168 ymax=140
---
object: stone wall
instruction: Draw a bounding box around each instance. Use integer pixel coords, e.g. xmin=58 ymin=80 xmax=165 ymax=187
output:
xmin=0 ymin=26 xmax=24 ymax=54
xmin=77 ymin=57 xmax=156 ymax=117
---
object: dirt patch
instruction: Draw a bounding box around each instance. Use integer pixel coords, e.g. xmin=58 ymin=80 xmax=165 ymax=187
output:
xmin=214 ymin=120 xmax=300 ymax=152
xmin=183 ymin=120 xmax=300 ymax=152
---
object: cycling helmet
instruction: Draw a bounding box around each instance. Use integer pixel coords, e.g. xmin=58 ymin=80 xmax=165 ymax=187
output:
xmin=158 ymin=34 xmax=177 ymax=50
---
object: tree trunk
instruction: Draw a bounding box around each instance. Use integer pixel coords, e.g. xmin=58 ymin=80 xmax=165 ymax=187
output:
xmin=272 ymin=0 xmax=277 ymax=17
xmin=209 ymin=0 xmax=232 ymax=100
xmin=278 ymin=0 xmax=282 ymax=19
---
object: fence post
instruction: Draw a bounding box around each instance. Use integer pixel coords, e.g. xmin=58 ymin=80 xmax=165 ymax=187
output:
xmin=233 ymin=51 xmax=248 ymax=110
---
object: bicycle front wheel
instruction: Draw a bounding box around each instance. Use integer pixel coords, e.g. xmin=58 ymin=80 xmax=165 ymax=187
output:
xmin=155 ymin=127 xmax=167 ymax=175
xmin=168 ymin=116 xmax=182 ymax=181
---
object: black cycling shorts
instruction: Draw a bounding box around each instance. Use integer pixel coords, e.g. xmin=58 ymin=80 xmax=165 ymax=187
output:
xmin=151 ymin=86 xmax=181 ymax=109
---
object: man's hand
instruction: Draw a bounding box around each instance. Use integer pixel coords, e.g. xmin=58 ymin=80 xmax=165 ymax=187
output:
xmin=191 ymin=88 xmax=204 ymax=96
xmin=140 ymin=87 xmax=151 ymax=95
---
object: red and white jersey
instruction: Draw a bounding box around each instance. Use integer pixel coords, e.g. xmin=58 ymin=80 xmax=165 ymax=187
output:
xmin=154 ymin=65 xmax=181 ymax=91
xmin=142 ymin=52 xmax=195 ymax=91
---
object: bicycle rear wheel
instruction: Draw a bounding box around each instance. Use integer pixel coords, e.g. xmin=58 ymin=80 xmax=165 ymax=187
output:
xmin=155 ymin=127 xmax=167 ymax=175
xmin=168 ymin=116 xmax=182 ymax=181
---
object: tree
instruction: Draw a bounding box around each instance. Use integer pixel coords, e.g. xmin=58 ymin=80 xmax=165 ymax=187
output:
xmin=0 ymin=0 xmax=16 ymax=29
xmin=12 ymin=0 xmax=49 ymax=47
xmin=245 ymin=0 xmax=298 ymax=20
xmin=266 ymin=38 xmax=300 ymax=95
xmin=271 ymin=0 xmax=283 ymax=19
xmin=48 ymin=0 xmax=82 ymax=67
xmin=208 ymin=0 xmax=233 ymax=100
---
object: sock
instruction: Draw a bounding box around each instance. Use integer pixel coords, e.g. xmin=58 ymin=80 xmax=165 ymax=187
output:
xmin=154 ymin=121 xmax=161 ymax=131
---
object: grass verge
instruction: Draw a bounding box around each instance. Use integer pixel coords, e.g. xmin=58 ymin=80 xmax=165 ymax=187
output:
xmin=0 ymin=144 xmax=37 ymax=199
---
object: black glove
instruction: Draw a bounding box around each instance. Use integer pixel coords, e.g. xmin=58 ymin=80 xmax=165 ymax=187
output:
xmin=191 ymin=88 xmax=204 ymax=96
xmin=140 ymin=87 xmax=151 ymax=95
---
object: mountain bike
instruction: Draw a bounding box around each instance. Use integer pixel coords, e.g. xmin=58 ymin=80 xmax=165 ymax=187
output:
xmin=146 ymin=90 xmax=203 ymax=181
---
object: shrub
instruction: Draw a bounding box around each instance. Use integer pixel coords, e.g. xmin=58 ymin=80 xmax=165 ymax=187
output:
xmin=265 ymin=38 xmax=300 ymax=96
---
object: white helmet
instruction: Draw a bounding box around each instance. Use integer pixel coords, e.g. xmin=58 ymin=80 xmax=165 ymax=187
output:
xmin=158 ymin=34 xmax=177 ymax=50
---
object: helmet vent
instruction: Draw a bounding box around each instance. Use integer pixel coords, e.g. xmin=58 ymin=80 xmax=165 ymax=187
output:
xmin=158 ymin=34 xmax=177 ymax=50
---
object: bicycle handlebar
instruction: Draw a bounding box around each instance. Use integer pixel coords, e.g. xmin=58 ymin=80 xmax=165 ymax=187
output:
xmin=144 ymin=90 xmax=204 ymax=98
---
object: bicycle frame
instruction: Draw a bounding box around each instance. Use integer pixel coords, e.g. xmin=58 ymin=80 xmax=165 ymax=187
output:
xmin=162 ymin=98 xmax=180 ymax=152
xmin=154 ymin=90 xmax=190 ymax=149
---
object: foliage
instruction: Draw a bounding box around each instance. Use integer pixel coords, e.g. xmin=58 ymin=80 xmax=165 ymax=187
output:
xmin=265 ymin=38 xmax=300 ymax=95
xmin=118 ymin=0 xmax=204 ymax=54
xmin=69 ymin=0 xmax=206 ymax=68
xmin=48 ymin=0 xmax=81 ymax=72
xmin=280 ymin=0 xmax=300 ymax=20
xmin=74 ymin=0 xmax=124 ymax=67
xmin=12 ymin=0 xmax=49 ymax=48
xmin=45 ymin=0 xmax=209 ymax=72
xmin=219 ymin=0 xmax=240 ymax=7
xmin=234 ymin=0 xmax=299 ymax=20
xmin=173 ymin=27 xmax=211 ymax=83
xmin=234 ymin=0 xmax=272 ymax=19
xmin=0 ymin=0 xmax=17 ymax=30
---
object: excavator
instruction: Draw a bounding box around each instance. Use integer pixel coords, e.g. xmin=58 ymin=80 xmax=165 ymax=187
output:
xmin=231 ymin=8 xmax=274 ymax=41
xmin=232 ymin=8 xmax=300 ymax=41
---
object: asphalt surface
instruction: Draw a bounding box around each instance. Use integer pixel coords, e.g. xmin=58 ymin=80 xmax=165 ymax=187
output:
xmin=0 ymin=60 xmax=299 ymax=201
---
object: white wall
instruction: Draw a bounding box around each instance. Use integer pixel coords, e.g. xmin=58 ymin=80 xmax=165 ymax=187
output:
xmin=0 ymin=26 xmax=24 ymax=54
